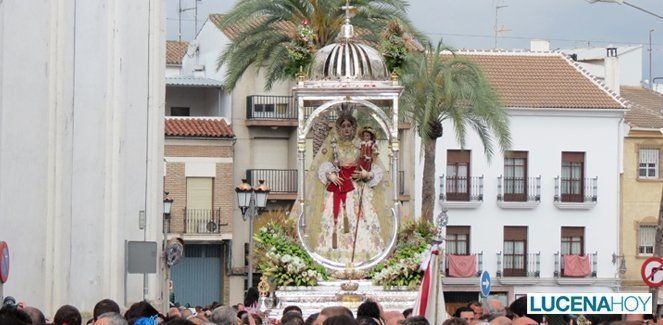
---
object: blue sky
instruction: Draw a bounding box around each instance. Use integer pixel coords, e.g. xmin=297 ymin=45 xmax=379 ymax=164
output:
xmin=166 ymin=0 xmax=663 ymax=82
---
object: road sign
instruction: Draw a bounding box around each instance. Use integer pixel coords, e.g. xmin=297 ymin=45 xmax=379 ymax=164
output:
xmin=480 ymin=270 xmax=491 ymax=297
xmin=641 ymin=257 xmax=663 ymax=287
xmin=127 ymin=241 xmax=157 ymax=274
xmin=0 ymin=241 xmax=9 ymax=283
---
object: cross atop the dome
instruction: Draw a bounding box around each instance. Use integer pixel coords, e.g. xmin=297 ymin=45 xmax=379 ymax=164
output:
xmin=341 ymin=0 xmax=354 ymax=22
xmin=340 ymin=0 xmax=355 ymax=40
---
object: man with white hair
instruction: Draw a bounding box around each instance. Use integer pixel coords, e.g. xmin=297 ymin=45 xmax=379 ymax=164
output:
xmin=210 ymin=306 xmax=237 ymax=325
xmin=94 ymin=312 xmax=128 ymax=325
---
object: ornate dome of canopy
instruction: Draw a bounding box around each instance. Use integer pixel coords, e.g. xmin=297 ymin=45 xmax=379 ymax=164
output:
xmin=309 ymin=4 xmax=388 ymax=81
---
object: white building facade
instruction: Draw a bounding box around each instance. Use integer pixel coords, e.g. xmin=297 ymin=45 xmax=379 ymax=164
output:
xmin=414 ymin=51 xmax=628 ymax=309
xmin=0 ymin=0 xmax=165 ymax=315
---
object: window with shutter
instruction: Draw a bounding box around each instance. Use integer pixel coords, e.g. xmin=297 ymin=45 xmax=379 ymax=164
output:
xmin=561 ymin=152 xmax=585 ymax=202
xmin=639 ymin=224 xmax=656 ymax=255
xmin=504 ymin=151 xmax=528 ymax=202
xmin=504 ymin=226 xmax=527 ymax=276
xmin=639 ymin=148 xmax=659 ymax=179
xmin=446 ymin=150 xmax=471 ymax=201
xmin=446 ymin=226 xmax=470 ymax=255
xmin=186 ymin=177 xmax=214 ymax=233
xmin=561 ymin=227 xmax=584 ymax=255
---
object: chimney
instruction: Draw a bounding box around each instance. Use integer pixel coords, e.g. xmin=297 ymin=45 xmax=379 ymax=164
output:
xmin=193 ymin=64 xmax=205 ymax=78
xmin=604 ymin=47 xmax=620 ymax=95
xmin=530 ymin=39 xmax=550 ymax=52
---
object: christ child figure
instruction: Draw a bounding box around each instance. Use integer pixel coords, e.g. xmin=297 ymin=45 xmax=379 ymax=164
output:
xmin=358 ymin=126 xmax=377 ymax=173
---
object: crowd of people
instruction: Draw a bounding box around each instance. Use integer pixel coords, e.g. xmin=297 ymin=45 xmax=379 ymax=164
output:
xmin=0 ymin=293 xmax=660 ymax=325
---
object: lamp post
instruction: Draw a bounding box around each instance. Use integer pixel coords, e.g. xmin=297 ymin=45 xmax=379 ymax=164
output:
xmin=235 ymin=179 xmax=270 ymax=290
xmin=162 ymin=192 xmax=174 ymax=311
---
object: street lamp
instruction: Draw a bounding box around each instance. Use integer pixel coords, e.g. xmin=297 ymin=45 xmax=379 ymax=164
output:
xmin=163 ymin=192 xmax=173 ymax=217
xmin=162 ymin=191 xmax=174 ymax=311
xmin=235 ymin=179 xmax=270 ymax=289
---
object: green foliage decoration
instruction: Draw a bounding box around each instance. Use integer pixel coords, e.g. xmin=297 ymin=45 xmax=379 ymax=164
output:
xmin=370 ymin=220 xmax=438 ymax=289
xmin=254 ymin=218 xmax=329 ymax=288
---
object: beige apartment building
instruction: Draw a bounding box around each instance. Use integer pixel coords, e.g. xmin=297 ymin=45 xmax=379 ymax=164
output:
xmin=619 ymin=86 xmax=663 ymax=291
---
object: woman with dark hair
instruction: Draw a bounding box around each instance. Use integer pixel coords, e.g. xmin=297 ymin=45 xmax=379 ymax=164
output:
xmin=244 ymin=287 xmax=260 ymax=310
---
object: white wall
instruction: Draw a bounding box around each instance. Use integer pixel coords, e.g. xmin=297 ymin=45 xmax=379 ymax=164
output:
xmin=0 ymin=0 xmax=164 ymax=315
xmin=563 ymin=46 xmax=643 ymax=87
xmin=415 ymin=109 xmax=624 ymax=287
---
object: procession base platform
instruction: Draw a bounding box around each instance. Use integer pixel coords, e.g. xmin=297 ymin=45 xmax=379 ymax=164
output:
xmin=268 ymin=280 xmax=418 ymax=319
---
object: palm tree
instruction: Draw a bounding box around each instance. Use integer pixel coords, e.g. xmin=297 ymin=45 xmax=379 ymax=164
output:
xmin=216 ymin=0 xmax=422 ymax=91
xmin=400 ymin=42 xmax=511 ymax=222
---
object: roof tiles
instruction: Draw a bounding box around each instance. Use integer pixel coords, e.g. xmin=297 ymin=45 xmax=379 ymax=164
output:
xmin=166 ymin=40 xmax=188 ymax=65
xmin=165 ymin=117 xmax=234 ymax=138
xmin=450 ymin=51 xmax=627 ymax=109
xmin=621 ymin=86 xmax=663 ymax=129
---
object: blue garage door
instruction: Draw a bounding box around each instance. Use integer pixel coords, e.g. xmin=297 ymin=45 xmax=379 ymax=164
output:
xmin=171 ymin=244 xmax=223 ymax=307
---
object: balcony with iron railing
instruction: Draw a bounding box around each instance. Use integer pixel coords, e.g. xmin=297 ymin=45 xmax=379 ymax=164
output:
xmin=553 ymin=176 xmax=597 ymax=209
xmin=496 ymin=251 xmax=540 ymax=283
xmin=439 ymin=175 xmax=483 ymax=209
xmin=245 ymin=95 xmax=411 ymax=128
xmin=554 ymin=252 xmax=597 ymax=283
xmin=167 ymin=208 xmax=230 ymax=235
xmin=245 ymin=169 xmax=407 ymax=200
xmin=246 ymin=169 xmax=298 ymax=200
xmin=496 ymin=175 xmax=541 ymax=209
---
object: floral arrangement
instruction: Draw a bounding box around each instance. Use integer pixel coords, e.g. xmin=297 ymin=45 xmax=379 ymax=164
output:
xmin=371 ymin=220 xmax=438 ymax=289
xmin=380 ymin=21 xmax=409 ymax=75
xmin=254 ymin=215 xmax=328 ymax=288
xmin=285 ymin=20 xmax=317 ymax=78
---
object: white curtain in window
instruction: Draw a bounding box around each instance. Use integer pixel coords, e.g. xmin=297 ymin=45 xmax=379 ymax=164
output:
xmin=640 ymin=148 xmax=659 ymax=164
xmin=640 ymin=225 xmax=656 ymax=249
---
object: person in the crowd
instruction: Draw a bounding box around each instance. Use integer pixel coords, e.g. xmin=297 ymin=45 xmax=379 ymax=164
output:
xmin=357 ymin=301 xmax=381 ymax=320
xmin=168 ymin=307 xmax=182 ymax=319
xmin=454 ymin=306 xmax=476 ymax=322
xmin=305 ymin=313 xmax=319 ymax=325
xmin=244 ymin=288 xmax=260 ymax=311
xmin=91 ymin=299 xmax=121 ymax=324
xmin=94 ymin=312 xmax=128 ymax=325
xmin=164 ymin=319 xmax=194 ymax=325
xmin=323 ymin=314 xmax=358 ymax=325
xmin=442 ymin=318 xmax=467 ymax=325
xmin=314 ymin=306 xmax=354 ymax=325
xmin=482 ymin=299 xmax=506 ymax=321
xmin=54 ymin=304 xmax=83 ymax=325
xmin=124 ymin=301 xmax=162 ymax=324
xmin=22 ymin=306 xmax=46 ymax=325
xmin=507 ymin=296 xmax=539 ymax=325
xmin=402 ymin=308 xmax=413 ymax=319
xmin=210 ymin=306 xmax=238 ymax=325
xmin=281 ymin=310 xmax=305 ymax=325
xmin=468 ymin=301 xmax=483 ymax=318
xmin=356 ymin=317 xmax=381 ymax=325
xmin=0 ymin=305 xmax=32 ymax=325
xmin=283 ymin=306 xmax=303 ymax=316
xmin=403 ymin=316 xmax=430 ymax=325
xmin=489 ymin=316 xmax=512 ymax=325
xmin=381 ymin=310 xmax=405 ymax=325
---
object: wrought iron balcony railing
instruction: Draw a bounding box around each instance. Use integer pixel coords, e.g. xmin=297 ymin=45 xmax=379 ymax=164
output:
xmin=444 ymin=252 xmax=483 ymax=277
xmin=246 ymin=169 xmax=298 ymax=193
xmin=439 ymin=175 xmax=484 ymax=202
xmin=554 ymin=176 xmax=597 ymax=203
xmin=497 ymin=251 xmax=540 ymax=278
xmin=554 ymin=252 xmax=598 ymax=278
xmin=497 ymin=175 xmax=541 ymax=202
xmin=246 ymin=95 xmax=296 ymax=120
xmin=183 ymin=208 xmax=227 ymax=234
